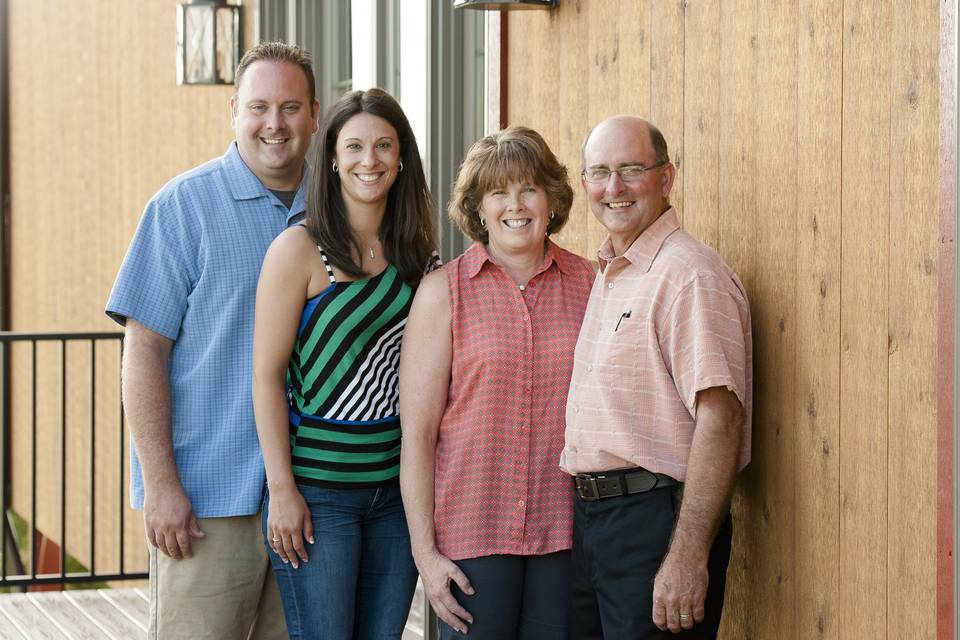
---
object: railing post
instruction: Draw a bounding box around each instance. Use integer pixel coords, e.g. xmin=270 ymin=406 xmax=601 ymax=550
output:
xmin=118 ymin=334 xmax=125 ymax=576
xmin=59 ymin=338 xmax=66 ymax=581
xmin=89 ymin=339 xmax=95 ymax=575
xmin=0 ymin=338 xmax=13 ymax=582
xmin=29 ymin=339 xmax=35 ymax=582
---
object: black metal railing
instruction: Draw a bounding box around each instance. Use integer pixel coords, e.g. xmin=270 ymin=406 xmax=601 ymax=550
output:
xmin=0 ymin=331 xmax=147 ymax=588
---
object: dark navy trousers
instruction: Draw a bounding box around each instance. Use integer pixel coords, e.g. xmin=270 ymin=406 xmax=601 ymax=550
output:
xmin=569 ymin=485 xmax=732 ymax=640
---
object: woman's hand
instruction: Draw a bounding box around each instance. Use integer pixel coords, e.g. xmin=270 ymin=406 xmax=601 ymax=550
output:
xmin=266 ymin=484 xmax=314 ymax=569
xmin=415 ymin=548 xmax=475 ymax=635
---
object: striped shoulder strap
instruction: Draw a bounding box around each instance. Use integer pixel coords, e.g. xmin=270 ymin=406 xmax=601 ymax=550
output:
xmin=317 ymin=246 xmax=336 ymax=284
xmin=426 ymin=250 xmax=443 ymax=274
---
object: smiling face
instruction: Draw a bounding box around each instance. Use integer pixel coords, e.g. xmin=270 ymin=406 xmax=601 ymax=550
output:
xmin=581 ymin=117 xmax=675 ymax=255
xmin=333 ymin=113 xmax=401 ymax=212
xmin=479 ymin=179 xmax=551 ymax=260
xmin=230 ymin=60 xmax=320 ymax=190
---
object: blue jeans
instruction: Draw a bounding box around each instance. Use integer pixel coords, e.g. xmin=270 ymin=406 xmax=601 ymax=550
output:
xmin=262 ymin=483 xmax=418 ymax=640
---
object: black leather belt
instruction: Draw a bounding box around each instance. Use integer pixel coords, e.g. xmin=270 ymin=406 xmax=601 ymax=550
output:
xmin=574 ymin=467 xmax=677 ymax=501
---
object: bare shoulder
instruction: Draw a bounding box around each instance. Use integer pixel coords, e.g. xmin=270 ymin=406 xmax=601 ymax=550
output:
xmin=260 ymin=225 xmax=317 ymax=287
xmin=409 ymin=269 xmax=451 ymax=325
xmin=414 ymin=269 xmax=449 ymax=305
xmin=268 ymin=224 xmax=316 ymax=256
xmin=264 ymin=225 xmax=321 ymax=270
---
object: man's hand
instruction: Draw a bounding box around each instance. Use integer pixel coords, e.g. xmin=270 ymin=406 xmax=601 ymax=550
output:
xmin=143 ymin=483 xmax=204 ymax=560
xmin=415 ymin=548 xmax=475 ymax=635
xmin=652 ymin=545 xmax=708 ymax=633
xmin=651 ymin=385 xmax=742 ymax=633
xmin=123 ymin=320 xmax=205 ymax=559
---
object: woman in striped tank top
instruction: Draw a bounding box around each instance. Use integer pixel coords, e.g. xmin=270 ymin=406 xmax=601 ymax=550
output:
xmin=252 ymin=88 xmax=438 ymax=640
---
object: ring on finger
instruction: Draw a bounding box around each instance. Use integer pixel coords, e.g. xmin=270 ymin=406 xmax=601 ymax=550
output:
xmin=679 ymin=614 xmax=691 ymax=621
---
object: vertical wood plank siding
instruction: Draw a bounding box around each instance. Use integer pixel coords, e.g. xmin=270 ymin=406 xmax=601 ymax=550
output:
xmin=795 ymin=1 xmax=843 ymax=639
xmin=888 ymin=0 xmax=939 ymax=636
xmin=507 ymin=0 xmax=943 ymax=636
xmin=839 ymin=2 xmax=890 ymax=638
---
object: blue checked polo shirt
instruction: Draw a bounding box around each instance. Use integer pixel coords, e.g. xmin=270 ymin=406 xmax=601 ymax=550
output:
xmin=106 ymin=142 xmax=306 ymax=518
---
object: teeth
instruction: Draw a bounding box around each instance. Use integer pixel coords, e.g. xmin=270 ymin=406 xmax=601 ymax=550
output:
xmin=356 ymin=174 xmax=380 ymax=183
xmin=504 ymin=219 xmax=531 ymax=228
xmin=261 ymin=138 xmax=287 ymax=144
xmin=607 ymin=201 xmax=633 ymax=209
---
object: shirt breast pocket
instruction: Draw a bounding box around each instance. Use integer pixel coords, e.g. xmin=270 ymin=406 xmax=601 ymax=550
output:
xmin=594 ymin=314 xmax=645 ymax=389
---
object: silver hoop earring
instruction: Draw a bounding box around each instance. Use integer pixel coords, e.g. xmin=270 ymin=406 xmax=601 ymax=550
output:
xmin=480 ymin=217 xmax=486 ymax=228
xmin=549 ymin=210 xmax=556 ymax=220
xmin=332 ymin=162 xmax=339 ymax=173
xmin=398 ymin=161 xmax=404 ymax=173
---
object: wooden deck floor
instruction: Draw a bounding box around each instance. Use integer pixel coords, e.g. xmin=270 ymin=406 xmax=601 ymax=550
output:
xmin=0 ymin=588 xmax=148 ymax=640
xmin=0 ymin=585 xmax=427 ymax=639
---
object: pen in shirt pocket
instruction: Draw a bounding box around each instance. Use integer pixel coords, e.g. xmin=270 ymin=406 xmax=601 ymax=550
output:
xmin=615 ymin=309 xmax=632 ymax=332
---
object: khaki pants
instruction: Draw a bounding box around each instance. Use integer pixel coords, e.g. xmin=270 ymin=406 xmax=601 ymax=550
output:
xmin=148 ymin=514 xmax=287 ymax=640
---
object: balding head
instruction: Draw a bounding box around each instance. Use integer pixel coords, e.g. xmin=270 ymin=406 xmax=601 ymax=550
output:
xmin=581 ymin=116 xmax=669 ymax=171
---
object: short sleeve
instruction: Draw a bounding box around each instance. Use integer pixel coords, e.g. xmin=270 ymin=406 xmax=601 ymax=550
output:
xmin=105 ymin=190 xmax=201 ymax=340
xmin=659 ymin=273 xmax=750 ymax=416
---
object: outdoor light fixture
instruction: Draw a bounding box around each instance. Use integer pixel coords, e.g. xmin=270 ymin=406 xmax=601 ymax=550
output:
xmin=454 ymin=0 xmax=558 ymax=9
xmin=176 ymin=1 xmax=241 ymax=85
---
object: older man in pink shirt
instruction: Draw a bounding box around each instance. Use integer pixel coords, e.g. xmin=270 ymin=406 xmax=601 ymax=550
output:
xmin=562 ymin=116 xmax=752 ymax=639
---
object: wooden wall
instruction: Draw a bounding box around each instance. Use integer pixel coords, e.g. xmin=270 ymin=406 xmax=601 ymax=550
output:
xmin=507 ymin=0 xmax=942 ymax=637
xmin=6 ymin=0 xmax=256 ymax=575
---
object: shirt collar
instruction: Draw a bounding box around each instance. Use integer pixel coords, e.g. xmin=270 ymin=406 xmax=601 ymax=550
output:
xmin=597 ymin=207 xmax=680 ymax=273
xmin=221 ymin=141 xmax=308 ymax=213
xmin=465 ymin=238 xmax=570 ymax=279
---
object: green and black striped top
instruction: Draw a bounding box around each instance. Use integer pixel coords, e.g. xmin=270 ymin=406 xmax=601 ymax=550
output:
xmin=286 ymin=246 xmax=436 ymax=488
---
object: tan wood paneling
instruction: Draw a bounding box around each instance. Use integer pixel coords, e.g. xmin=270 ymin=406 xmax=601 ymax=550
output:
xmin=681 ymin=0 xmax=720 ymax=249
xmin=8 ymin=0 xmax=238 ymax=335
xmin=715 ymin=2 xmax=760 ymax=637
xmin=839 ymin=2 xmax=891 ymax=638
xmin=735 ymin=1 xmax=799 ymax=637
xmin=615 ymin=1 xmax=651 ymax=121
xmin=887 ymin=0 xmax=940 ymax=636
xmin=508 ymin=0 xmax=943 ymax=636
xmin=650 ymin=0 xmax=684 ymax=220
xmin=794 ymin=1 xmax=843 ymax=638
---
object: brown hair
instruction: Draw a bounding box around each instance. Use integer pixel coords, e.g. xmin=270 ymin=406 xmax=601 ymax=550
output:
xmin=234 ymin=42 xmax=316 ymax=104
xmin=448 ymin=126 xmax=574 ymax=243
xmin=305 ymin=88 xmax=437 ymax=286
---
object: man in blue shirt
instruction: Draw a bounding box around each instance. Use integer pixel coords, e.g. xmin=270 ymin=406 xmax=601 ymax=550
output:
xmin=106 ymin=42 xmax=319 ymax=639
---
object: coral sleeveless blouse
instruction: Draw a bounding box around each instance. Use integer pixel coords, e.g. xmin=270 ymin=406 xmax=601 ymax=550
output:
xmin=433 ymin=241 xmax=594 ymax=560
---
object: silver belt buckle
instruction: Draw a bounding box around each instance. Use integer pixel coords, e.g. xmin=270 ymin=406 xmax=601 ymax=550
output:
xmin=575 ymin=474 xmax=600 ymax=501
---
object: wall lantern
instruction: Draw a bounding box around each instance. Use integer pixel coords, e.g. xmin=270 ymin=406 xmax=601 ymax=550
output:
xmin=176 ymin=1 xmax=242 ymax=85
xmin=454 ymin=0 xmax=558 ymax=9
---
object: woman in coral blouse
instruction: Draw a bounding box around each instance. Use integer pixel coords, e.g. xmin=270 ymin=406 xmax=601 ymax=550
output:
xmin=399 ymin=126 xmax=595 ymax=639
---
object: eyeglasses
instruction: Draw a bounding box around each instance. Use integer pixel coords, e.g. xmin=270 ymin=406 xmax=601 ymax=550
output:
xmin=581 ymin=161 xmax=667 ymax=183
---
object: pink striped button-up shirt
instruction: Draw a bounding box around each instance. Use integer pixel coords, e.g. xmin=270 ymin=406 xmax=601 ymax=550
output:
xmin=561 ymin=209 xmax=752 ymax=480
